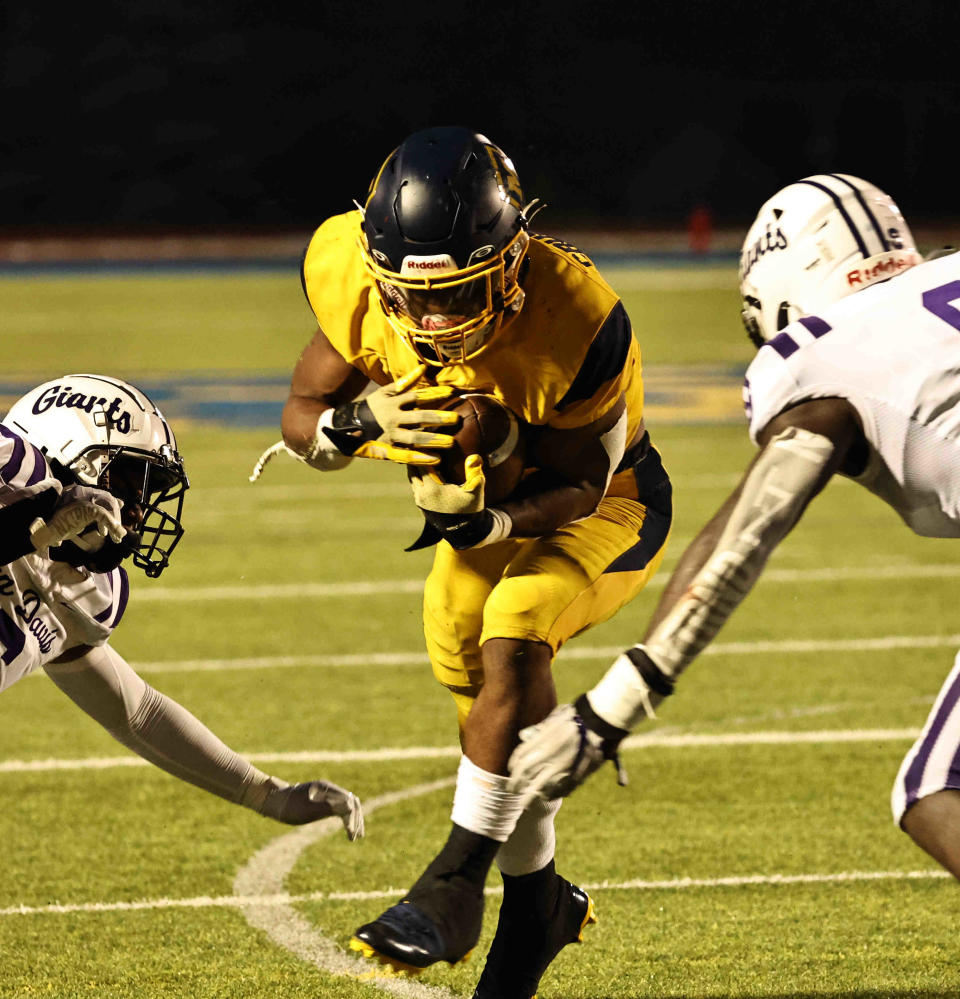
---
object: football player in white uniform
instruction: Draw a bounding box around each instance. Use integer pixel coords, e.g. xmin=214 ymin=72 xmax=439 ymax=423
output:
xmin=0 ymin=374 xmax=363 ymax=841
xmin=507 ymin=173 xmax=960 ymax=880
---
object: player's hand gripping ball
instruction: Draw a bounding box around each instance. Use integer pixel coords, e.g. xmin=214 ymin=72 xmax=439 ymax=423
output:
xmin=433 ymin=393 xmax=525 ymax=504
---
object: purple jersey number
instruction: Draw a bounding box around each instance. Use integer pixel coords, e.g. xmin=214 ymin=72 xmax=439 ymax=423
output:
xmin=0 ymin=608 xmax=25 ymax=666
xmin=922 ymin=280 xmax=960 ymax=332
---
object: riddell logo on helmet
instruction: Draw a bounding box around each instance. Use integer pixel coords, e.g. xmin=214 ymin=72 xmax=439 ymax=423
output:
xmin=846 ymin=256 xmax=913 ymax=287
xmin=401 ymin=254 xmax=457 ymax=275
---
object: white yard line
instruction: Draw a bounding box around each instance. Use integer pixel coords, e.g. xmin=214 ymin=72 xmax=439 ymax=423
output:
xmin=199 ymin=469 xmax=744 ymax=503
xmin=122 ymin=632 xmax=960 ymax=674
xmin=0 ymin=727 xmax=922 ymax=774
xmin=134 ymin=563 xmax=960 ymax=603
xmin=0 ymin=866 xmax=946 ymax=920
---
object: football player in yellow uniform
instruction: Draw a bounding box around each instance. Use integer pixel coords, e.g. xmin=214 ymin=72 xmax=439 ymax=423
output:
xmin=279 ymin=126 xmax=672 ymax=998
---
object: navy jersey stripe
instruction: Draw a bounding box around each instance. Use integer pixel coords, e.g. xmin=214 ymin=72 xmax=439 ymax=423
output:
xmin=299 ymin=245 xmax=310 ymax=306
xmin=604 ymin=504 xmax=672 ymax=573
xmin=798 ymin=179 xmax=870 ymax=257
xmin=555 ymin=301 xmax=632 ymax=412
xmin=827 ymin=174 xmax=890 ymax=252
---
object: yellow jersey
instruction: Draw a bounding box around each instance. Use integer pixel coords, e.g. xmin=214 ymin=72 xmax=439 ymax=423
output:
xmin=301 ymin=210 xmax=644 ymax=440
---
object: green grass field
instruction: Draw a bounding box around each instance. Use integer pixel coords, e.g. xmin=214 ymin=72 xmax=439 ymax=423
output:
xmin=1 ymin=265 xmax=957 ymax=998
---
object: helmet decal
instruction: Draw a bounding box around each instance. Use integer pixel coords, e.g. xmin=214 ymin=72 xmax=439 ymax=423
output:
xmin=359 ymin=126 xmax=532 ymax=366
xmin=738 ymin=174 xmax=921 ymax=346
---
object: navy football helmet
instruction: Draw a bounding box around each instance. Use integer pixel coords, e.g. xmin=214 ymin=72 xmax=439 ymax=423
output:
xmin=359 ymin=126 xmax=533 ymax=366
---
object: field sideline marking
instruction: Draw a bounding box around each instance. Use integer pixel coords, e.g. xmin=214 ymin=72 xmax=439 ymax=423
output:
xmin=0 ymin=727 xmax=922 ymax=773
xmin=134 ymin=564 xmax=960 ymax=603
xmin=121 ymin=632 xmax=960 ymax=674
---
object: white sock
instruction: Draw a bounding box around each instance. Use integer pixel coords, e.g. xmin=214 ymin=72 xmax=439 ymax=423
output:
xmin=496 ymin=797 xmax=562 ymax=876
xmin=450 ymin=755 xmax=526 ymax=843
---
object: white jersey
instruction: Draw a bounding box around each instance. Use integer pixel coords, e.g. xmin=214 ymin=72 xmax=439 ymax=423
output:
xmin=744 ymin=252 xmax=960 ymax=538
xmin=0 ymin=425 xmax=128 ymax=692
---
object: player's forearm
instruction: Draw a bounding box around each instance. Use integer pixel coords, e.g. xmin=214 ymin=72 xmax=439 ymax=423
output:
xmin=281 ymin=394 xmax=333 ymax=456
xmin=500 ymin=478 xmax=605 ymax=537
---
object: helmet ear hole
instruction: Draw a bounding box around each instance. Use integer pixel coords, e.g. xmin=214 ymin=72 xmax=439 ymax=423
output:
xmin=776 ymin=301 xmax=791 ymax=331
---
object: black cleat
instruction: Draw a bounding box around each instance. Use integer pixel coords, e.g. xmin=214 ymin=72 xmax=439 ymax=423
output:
xmin=351 ymin=875 xmax=484 ymax=975
xmin=472 ymin=873 xmax=597 ymax=999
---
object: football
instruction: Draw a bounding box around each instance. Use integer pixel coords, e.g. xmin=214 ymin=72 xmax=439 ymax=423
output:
xmin=433 ymin=393 xmax=525 ymax=504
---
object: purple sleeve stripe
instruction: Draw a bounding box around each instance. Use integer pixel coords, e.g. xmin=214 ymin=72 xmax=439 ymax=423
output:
xmin=798 ymin=315 xmax=832 ymax=338
xmin=25 ymin=445 xmax=51 ymax=487
xmin=767 ymin=332 xmax=799 ymax=359
xmin=112 ymin=569 xmax=130 ymax=629
xmin=902 ymin=668 xmax=960 ymax=808
xmin=0 ymin=427 xmax=26 ymax=484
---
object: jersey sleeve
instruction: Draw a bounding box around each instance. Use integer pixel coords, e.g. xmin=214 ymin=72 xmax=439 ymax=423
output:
xmin=0 ymin=425 xmax=62 ymax=506
xmin=0 ymin=425 xmax=62 ymax=564
xmin=742 ymin=338 xmax=805 ymax=443
xmin=548 ymin=300 xmax=638 ymax=429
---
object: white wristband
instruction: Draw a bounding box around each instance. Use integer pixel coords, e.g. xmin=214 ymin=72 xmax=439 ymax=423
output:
xmin=304 ymin=409 xmax=351 ymax=464
xmin=586 ymin=649 xmax=659 ymax=731
xmin=475 ymin=508 xmax=512 ymax=547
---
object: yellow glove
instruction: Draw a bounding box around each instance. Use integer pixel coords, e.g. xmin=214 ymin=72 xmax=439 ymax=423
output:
xmin=407 ymin=455 xmax=511 ymax=550
xmin=410 ymin=452 xmax=486 ymax=515
xmin=321 ymin=364 xmax=460 ymax=465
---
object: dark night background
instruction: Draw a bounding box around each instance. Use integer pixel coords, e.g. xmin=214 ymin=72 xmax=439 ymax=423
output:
xmin=3 ymin=2 xmax=958 ymax=237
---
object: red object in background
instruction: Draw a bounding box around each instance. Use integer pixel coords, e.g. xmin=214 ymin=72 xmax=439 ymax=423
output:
xmin=688 ymin=203 xmax=713 ymax=254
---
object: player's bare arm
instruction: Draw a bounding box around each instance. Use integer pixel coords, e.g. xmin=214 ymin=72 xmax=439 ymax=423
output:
xmin=280 ymin=325 xmax=459 ymax=467
xmin=408 ymin=395 xmax=628 ymax=551
xmin=503 ymin=394 xmax=628 ymax=537
xmin=281 ymin=325 xmax=372 ymax=454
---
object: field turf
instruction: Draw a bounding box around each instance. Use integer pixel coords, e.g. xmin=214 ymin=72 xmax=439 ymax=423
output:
xmin=0 ymin=264 xmax=956 ymax=998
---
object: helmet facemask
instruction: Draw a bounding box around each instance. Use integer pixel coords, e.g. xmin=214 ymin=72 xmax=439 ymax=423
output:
xmin=364 ymin=228 xmax=530 ymax=365
xmin=97 ymin=446 xmax=188 ymax=578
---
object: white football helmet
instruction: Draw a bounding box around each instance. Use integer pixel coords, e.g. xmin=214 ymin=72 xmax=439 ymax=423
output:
xmin=3 ymin=374 xmax=188 ymax=577
xmin=739 ymin=173 xmax=922 ymax=347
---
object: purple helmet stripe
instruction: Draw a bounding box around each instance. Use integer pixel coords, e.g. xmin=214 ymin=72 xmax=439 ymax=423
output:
xmin=827 ymin=174 xmax=890 ymax=252
xmin=798 ymin=179 xmax=870 ymax=258
xmin=0 ymin=426 xmax=26 ymax=484
xmin=797 ymin=315 xmax=832 ymax=338
xmin=766 ymin=332 xmax=799 ymax=359
xmin=902 ymin=666 xmax=960 ymax=809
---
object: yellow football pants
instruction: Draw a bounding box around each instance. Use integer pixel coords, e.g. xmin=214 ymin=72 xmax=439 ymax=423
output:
xmin=423 ymin=490 xmax=672 ymax=729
